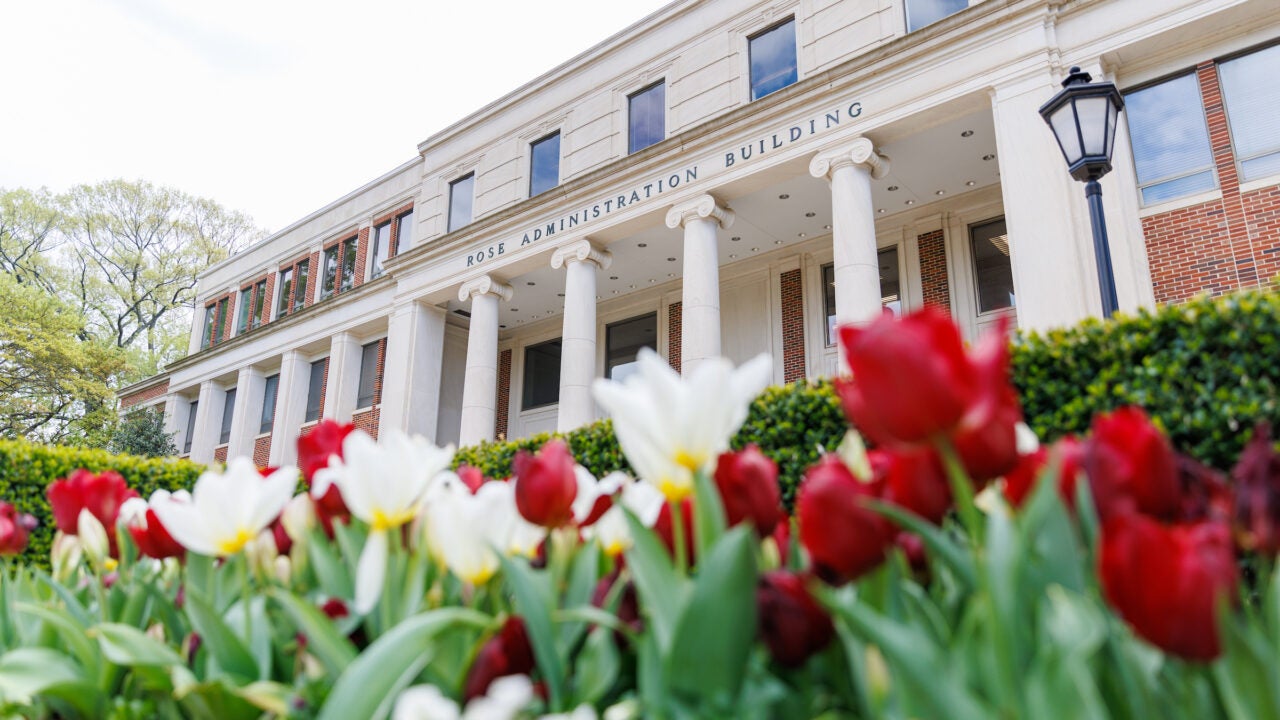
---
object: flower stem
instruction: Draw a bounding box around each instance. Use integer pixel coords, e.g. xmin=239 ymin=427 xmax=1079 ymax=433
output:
xmin=936 ymin=439 xmax=984 ymax=545
xmin=238 ymin=554 xmax=253 ymax=642
xmin=669 ymin=498 xmax=688 ymax=575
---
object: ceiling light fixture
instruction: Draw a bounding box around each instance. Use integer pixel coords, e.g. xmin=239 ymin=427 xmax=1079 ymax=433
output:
xmin=877 ymin=209 xmax=886 ymax=214
xmin=798 ymin=232 xmax=806 ymax=238
xmin=667 ymin=257 xmax=676 ymax=262
xmin=526 ymin=281 xmax=536 ymax=286
xmin=637 ymin=242 xmax=647 ymax=247
xmin=905 ymin=200 xmax=915 ymax=206
xmin=961 ymin=130 xmax=974 ymax=137
xmin=609 ymin=275 xmax=618 ymax=280
xmin=823 ymin=224 xmax=831 ymax=230
xmin=965 ymin=180 xmax=976 ymax=186
xmin=774 ymin=240 xmax=783 ymax=245
xmin=778 ymin=193 xmax=790 ymax=200
xmin=805 ymin=211 xmax=816 ymax=217
xmin=935 ymin=190 xmax=946 ymax=196
xmin=887 ymin=185 xmax=899 ymax=191
xmin=983 ymin=154 xmax=996 ymax=161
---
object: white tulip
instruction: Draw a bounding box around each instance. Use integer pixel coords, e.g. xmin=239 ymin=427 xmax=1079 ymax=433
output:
xmin=77 ymin=509 xmax=109 ymax=571
xmin=592 ymin=348 xmax=771 ymax=501
xmin=150 ymin=457 xmax=297 ymax=558
xmin=581 ymin=475 xmax=665 ymax=557
xmin=393 ymin=675 xmax=534 ymax=720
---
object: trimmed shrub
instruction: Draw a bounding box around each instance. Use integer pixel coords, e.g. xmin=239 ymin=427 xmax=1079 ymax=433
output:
xmin=0 ymin=440 xmax=203 ymax=566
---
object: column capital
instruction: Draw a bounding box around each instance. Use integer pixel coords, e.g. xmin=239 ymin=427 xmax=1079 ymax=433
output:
xmin=458 ymin=275 xmax=514 ymax=303
xmin=551 ymin=238 xmax=613 ymax=271
xmin=809 ymin=137 xmax=891 ymax=181
xmin=665 ymin=194 xmax=735 ymax=231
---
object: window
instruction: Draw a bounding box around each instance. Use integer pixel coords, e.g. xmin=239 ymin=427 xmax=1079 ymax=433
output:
xmin=522 ymin=339 xmax=562 ymax=410
xmin=322 ymin=237 xmax=358 ymax=298
xmin=293 ymin=259 xmax=310 ymax=312
xmin=218 ymin=388 xmax=236 ymax=446
xmin=749 ymin=18 xmax=798 ymax=100
xmin=1125 ymin=74 xmax=1215 ymax=204
xmin=1220 ymin=44 xmax=1280 ymax=182
xmin=371 ymin=221 xmax=392 ymax=279
xmin=395 ymin=209 xmax=414 ymax=251
xmin=905 ymin=0 xmax=968 ymax=32
xmin=183 ymin=401 xmax=198 ymax=454
xmin=530 ymin=132 xmax=561 ymax=197
xmin=322 ymin=246 xmax=339 ymax=298
xmin=356 ymin=341 xmax=381 ymax=409
xmin=823 ymin=247 xmax=903 ymax=344
xmin=970 ymin=218 xmax=1015 ymax=314
xmin=209 ymin=297 xmax=229 ymax=347
xmin=276 ymin=267 xmax=293 ymax=320
xmin=251 ymin=279 xmax=267 ymax=329
xmin=340 ymin=237 xmax=357 ymax=293
xmin=304 ymin=359 xmax=327 ymax=423
xmin=628 ymin=81 xmax=665 ymax=154
xmin=448 ymin=174 xmax=475 ymax=232
xmin=606 ymin=314 xmax=657 ymax=383
xmin=236 ymin=287 xmax=253 ymax=334
xmin=201 ymin=305 xmax=217 ymax=349
xmin=259 ymin=374 xmax=279 ymax=434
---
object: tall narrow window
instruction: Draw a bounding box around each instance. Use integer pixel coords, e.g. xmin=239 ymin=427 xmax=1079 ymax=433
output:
xmin=251 ymin=279 xmax=267 ymax=329
xmin=522 ymin=339 xmax=562 ymax=410
xmin=822 ymin=247 xmax=902 ymax=344
xmin=371 ymin=222 xmax=392 ymax=279
xmin=628 ymin=81 xmax=665 ymax=154
xmin=236 ymin=287 xmax=253 ymax=334
xmin=749 ymin=18 xmax=798 ymax=100
xmin=970 ymin=218 xmax=1015 ymax=314
xmin=218 ymin=389 xmax=237 ymax=446
xmin=395 ymin=209 xmax=414 ymax=252
xmin=606 ymin=313 xmax=657 ymax=383
xmin=322 ymin=245 xmax=339 ymax=298
xmin=183 ymin=401 xmax=198 ymax=454
xmin=201 ymin=305 xmax=217 ymax=349
xmin=276 ymin=267 xmax=293 ymax=320
xmin=1219 ymin=44 xmax=1280 ymax=182
xmin=356 ymin=341 xmax=381 ymax=409
xmin=304 ymin=359 xmax=327 ymax=423
xmin=293 ymin=259 xmax=310 ymax=311
xmin=529 ymin=132 xmax=561 ymax=197
xmin=339 ymin=237 xmax=358 ymax=293
xmin=259 ymin=374 xmax=279 ymax=434
xmin=213 ymin=298 xmax=229 ymax=345
xmin=905 ymin=0 xmax=968 ymax=32
xmin=448 ymin=174 xmax=475 ymax=232
xmin=1125 ymin=74 xmax=1215 ymax=204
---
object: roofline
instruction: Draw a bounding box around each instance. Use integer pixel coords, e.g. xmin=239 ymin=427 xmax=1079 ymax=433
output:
xmin=116 ymin=372 xmax=171 ymax=398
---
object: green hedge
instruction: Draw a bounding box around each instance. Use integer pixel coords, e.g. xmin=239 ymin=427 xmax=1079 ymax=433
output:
xmin=457 ymin=290 xmax=1280 ymax=505
xmin=0 ymin=440 xmax=204 ymax=567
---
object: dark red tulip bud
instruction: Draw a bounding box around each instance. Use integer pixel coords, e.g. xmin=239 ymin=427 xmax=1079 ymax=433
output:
xmin=128 ymin=507 xmax=186 ymax=560
xmin=1085 ymin=407 xmax=1180 ymax=521
xmin=894 ymin=532 xmax=928 ymax=573
xmin=320 ymin=597 xmax=350 ymax=620
xmin=457 ymin=465 xmax=488 ymax=494
xmin=47 ymin=469 xmax=138 ymax=557
xmin=949 ymin=316 xmax=1021 ymax=483
xmin=0 ymin=501 xmax=36 ymax=556
xmin=1232 ymin=422 xmax=1280 ymax=553
xmin=875 ymin=447 xmax=951 ymax=525
xmin=271 ymin=518 xmax=292 ymax=556
xmin=654 ymin=498 xmax=696 ymax=566
xmin=1003 ymin=436 xmax=1086 ymax=510
xmin=298 ymin=420 xmax=356 ymax=535
xmin=798 ymin=454 xmax=894 ymax=585
xmin=513 ymin=440 xmax=578 ymax=528
xmin=591 ymin=569 xmax=643 ymax=643
xmin=714 ymin=445 xmax=783 ymax=536
xmin=757 ymin=570 xmax=834 ymax=668
xmin=463 ymin=616 xmax=536 ymax=701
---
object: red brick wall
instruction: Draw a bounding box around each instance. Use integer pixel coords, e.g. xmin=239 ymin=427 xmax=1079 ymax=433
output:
xmin=667 ymin=301 xmax=682 ymax=374
xmin=252 ymin=435 xmax=272 ymax=468
xmin=120 ymin=380 xmax=169 ymax=409
xmin=373 ymin=337 xmax=387 ymax=405
xmin=317 ymin=357 xmax=329 ymax=421
xmin=221 ymin=293 xmax=236 ymax=341
xmin=352 ymin=407 xmax=381 ymax=441
xmin=350 ymin=337 xmax=388 ymax=441
xmin=495 ymin=349 xmax=512 ymax=441
xmin=213 ymin=446 xmax=228 ymax=464
xmin=917 ymin=229 xmax=952 ymax=314
xmin=1142 ymin=60 xmax=1280 ymax=304
xmin=354 ymin=227 xmax=370 ymax=287
xmin=780 ymin=270 xmax=805 ymax=383
xmin=261 ymin=272 xmax=275 ymax=326
xmin=306 ymin=251 xmax=320 ymax=307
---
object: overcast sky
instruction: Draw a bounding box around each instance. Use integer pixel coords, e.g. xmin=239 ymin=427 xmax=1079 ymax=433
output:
xmin=0 ymin=0 xmax=671 ymax=233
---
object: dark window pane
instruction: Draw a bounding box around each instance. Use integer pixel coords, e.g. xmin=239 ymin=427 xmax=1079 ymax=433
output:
xmin=260 ymin=374 xmax=279 ymax=434
xmin=252 ymin=281 xmax=267 ymax=329
xmin=276 ymin=268 xmax=293 ymax=319
xmin=356 ymin=341 xmax=380 ymax=409
xmin=606 ymin=313 xmax=657 ymax=382
xmin=305 ymin=359 xmax=327 ymax=423
xmin=293 ymin=260 xmax=310 ymax=311
xmin=749 ymin=19 xmax=798 ymax=100
xmin=219 ymin=389 xmax=237 ymax=445
xmin=395 ymin=210 xmax=414 ymax=252
xmin=322 ymin=247 xmax=339 ymax=298
xmin=522 ymin=339 xmax=562 ymax=410
xmin=340 ymin=238 xmax=357 ymax=292
xmin=629 ymin=82 xmax=665 ymax=154
xmin=1125 ymin=74 xmax=1215 ymax=203
xmin=878 ymin=247 xmax=902 ymax=317
xmin=1219 ymin=44 xmax=1280 ymax=182
xmin=449 ymin=174 xmax=475 ymax=232
xmin=202 ymin=306 xmax=216 ymax=349
xmin=822 ymin=264 xmax=836 ymax=345
xmin=530 ymin=132 xmax=561 ymax=196
xmin=371 ymin=222 xmax=392 ymax=278
xmin=213 ymin=299 xmax=228 ymax=344
xmin=183 ymin=401 xmax=198 ymax=453
xmin=970 ymin=218 xmax=1015 ymax=313
xmin=905 ymin=0 xmax=968 ymax=32
xmin=236 ymin=288 xmax=252 ymax=334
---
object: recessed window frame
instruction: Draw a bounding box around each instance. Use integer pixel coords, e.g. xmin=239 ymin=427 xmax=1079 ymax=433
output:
xmin=292 ymin=259 xmax=310 ymax=312
xmin=820 ymin=246 xmax=903 ymax=346
xmin=529 ymin=131 xmax=562 ymax=197
xmin=747 ymin=17 xmax=799 ymax=101
xmin=370 ymin=221 xmax=392 ymax=279
xmin=605 ymin=313 xmax=658 ymax=382
xmin=627 ymin=80 xmax=666 ymax=155
xmin=904 ymin=0 xmax=969 ymax=33
xmin=968 ymin=216 xmax=1016 ymax=316
xmin=304 ymin=359 xmax=327 ymax=424
xmin=355 ymin=340 xmax=382 ymax=410
xmin=1123 ymin=71 xmax=1218 ymax=206
xmin=521 ymin=338 xmax=562 ymax=411
xmin=236 ymin=286 xmax=253 ymax=334
xmin=218 ymin=388 xmax=237 ymax=446
xmin=183 ymin=401 xmax=198 ymax=454
xmin=448 ymin=173 xmax=476 ymax=232
xmin=275 ymin=266 xmax=293 ymax=320
xmin=1218 ymin=41 xmax=1280 ymax=184
xmin=394 ymin=208 xmax=414 ymax=252
xmin=259 ymin=374 xmax=279 ymax=434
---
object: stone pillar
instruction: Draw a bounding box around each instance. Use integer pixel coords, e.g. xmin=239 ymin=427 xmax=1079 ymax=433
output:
xmin=379 ymin=300 xmax=448 ymax=442
xmin=990 ymin=73 xmax=1099 ymax=329
xmin=269 ymin=350 xmax=311 ymax=467
xmin=162 ymin=394 xmax=184 ymax=450
xmin=188 ymin=380 xmax=222 ymax=464
xmin=458 ymin=275 xmax=513 ymax=447
xmin=323 ymin=332 xmax=362 ymax=423
xmin=551 ymin=239 xmax=612 ymax=432
xmin=665 ymin=195 xmax=735 ymax=377
xmin=810 ymin=138 xmax=891 ymax=338
xmin=227 ymin=366 xmax=266 ymax=461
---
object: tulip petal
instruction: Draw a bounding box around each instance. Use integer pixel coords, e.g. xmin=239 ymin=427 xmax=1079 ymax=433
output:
xmin=355 ymin=528 xmax=389 ymax=614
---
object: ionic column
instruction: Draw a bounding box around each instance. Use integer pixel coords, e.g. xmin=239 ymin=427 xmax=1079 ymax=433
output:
xmin=323 ymin=332 xmax=362 ymax=422
xmin=810 ymin=138 xmax=891 ymax=339
xmin=458 ymin=275 xmax=513 ymax=447
xmin=665 ymin=195 xmax=735 ymax=377
xmin=379 ymin=300 xmax=447 ymax=442
xmin=227 ymin=366 xmax=266 ymax=461
xmin=188 ymin=380 xmax=222 ymax=464
xmin=551 ymin=239 xmax=612 ymax=431
xmin=269 ymin=350 xmax=311 ymax=467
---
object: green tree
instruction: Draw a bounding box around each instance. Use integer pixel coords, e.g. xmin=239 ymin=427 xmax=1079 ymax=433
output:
xmin=0 ymin=187 xmax=62 ymax=292
xmin=109 ymin=407 xmax=178 ymax=457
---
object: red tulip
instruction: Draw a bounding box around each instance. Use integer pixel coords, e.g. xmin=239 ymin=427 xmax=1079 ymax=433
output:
xmin=714 ymin=445 xmax=782 ymax=536
xmin=0 ymin=501 xmax=36 ymax=556
xmin=456 ymin=465 xmax=488 ymax=494
xmin=798 ymin=454 xmax=893 ymax=584
xmin=128 ymin=508 xmax=185 ymax=560
xmin=320 ymin=597 xmax=350 ymax=620
xmin=874 ymin=447 xmax=951 ymax=525
xmin=463 ymin=616 xmax=536 ymax=701
xmin=950 ymin=317 xmax=1022 ymax=482
xmin=654 ymin=498 xmax=696 ymax=566
xmin=1085 ymin=408 xmax=1180 ymax=521
xmin=894 ymin=532 xmax=928 ymax=572
xmin=1175 ymin=455 xmax=1233 ymax=525
xmin=297 ymin=420 xmax=354 ymax=532
xmin=835 ymin=307 xmax=973 ymax=446
xmin=591 ymin=569 xmax=643 ymax=642
xmin=513 ymin=440 xmax=578 ymax=528
xmin=757 ymin=570 xmax=834 ymax=668
xmin=1232 ymin=422 xmax=1280 ymax=553
xmin=47 ymin=469 xmax=138 ymax=557
xmin=1003 ymin=436 xmax=1085 ymax=510
xmin=1099 ymin=513 xmax=1238 ymax=661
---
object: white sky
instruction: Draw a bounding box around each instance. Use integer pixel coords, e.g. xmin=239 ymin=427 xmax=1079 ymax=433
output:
xmin=0 ymin=0 xmax=672 ymax=233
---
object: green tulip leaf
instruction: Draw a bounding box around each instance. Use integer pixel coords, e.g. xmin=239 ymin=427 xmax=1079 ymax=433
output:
xmin=93 ymin=622 xmax=184 ymax=667
xmin=623 ymin=507 xmax=689 ymax=653
xmin=270 ymin=589 xmax=359 ymax=677
xmin=499 ymin=553 xmax=567 ymax=710
xmin=0 ymin=647 xmax=83 ymax=705
xmin=183 ymin=588 xmax=259 ymax=683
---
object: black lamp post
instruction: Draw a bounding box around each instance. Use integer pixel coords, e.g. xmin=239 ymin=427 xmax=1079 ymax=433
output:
xmin=1039 ymin=66 xmax=1125 ymax=318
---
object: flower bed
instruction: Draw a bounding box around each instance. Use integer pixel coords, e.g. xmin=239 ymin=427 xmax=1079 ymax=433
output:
xmin=2 ymin=306 xmax=1278 ymax=719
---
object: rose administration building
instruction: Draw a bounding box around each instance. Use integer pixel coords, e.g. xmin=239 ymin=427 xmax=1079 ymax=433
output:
xmin=117 ymin=0 xmax=1280 ymax=467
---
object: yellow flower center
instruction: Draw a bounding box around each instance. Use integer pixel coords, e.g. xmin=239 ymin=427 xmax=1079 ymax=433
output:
xmin=603 ymin=539 xmax=627 ymax=557
xmin=657 ymin=475 xmax=692 ymax=503
xmin=673 ymin=449 xmax=706 ymax=471
xmin=104 ymin=558 xmax=119 ymax=572
xmin=463 ymin=566 xmax=496 ymax=586
xmin=218 ymin=528 xmax=255 ymax=555
xmin=371 ymin=508 xmax=416 ymax=532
